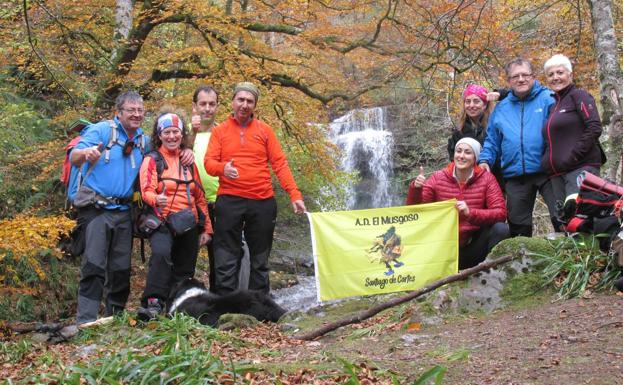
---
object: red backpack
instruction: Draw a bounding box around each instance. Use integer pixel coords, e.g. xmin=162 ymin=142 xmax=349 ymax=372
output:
xmin=60 ymin=118 xmax=92 ymax=190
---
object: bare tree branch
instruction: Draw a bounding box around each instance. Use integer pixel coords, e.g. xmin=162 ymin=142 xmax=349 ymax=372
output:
xmin=22 ymin=0 xmax=76 ymax=105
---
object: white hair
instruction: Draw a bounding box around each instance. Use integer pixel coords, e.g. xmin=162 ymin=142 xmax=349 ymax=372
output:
xmin=544 ymin=54 xmax=573 ymax=73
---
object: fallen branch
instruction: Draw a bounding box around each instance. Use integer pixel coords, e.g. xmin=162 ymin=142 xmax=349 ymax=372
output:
xmin=595 ymin=320 xmax=623 ymax=330
xmin=5 ymin=316 xmax=114 ymax=335
xmin=294 ymin=254 xmax=517 ymax=340
xmin=5 ymin=321 xmax=70 ymax=334
xmin=78 ymin=316 xmax=114 ymax=329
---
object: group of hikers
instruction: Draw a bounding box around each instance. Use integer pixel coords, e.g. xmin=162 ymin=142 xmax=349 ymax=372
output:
xmin=406 ymin=54 xmax=611 ymax=272
xmin=67 ymin=82 xmax=306 ymax=325
xmin=66 ymin=53 xmax=620 ymax=326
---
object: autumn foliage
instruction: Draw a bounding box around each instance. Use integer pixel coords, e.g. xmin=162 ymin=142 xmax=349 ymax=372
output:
xmin=3 ymin=1 xmax=617 ymax=165
xmin=1 ymin=0 xmax=622 ymax=316
xmin=0 ymin=214 xmax=75 ymax=289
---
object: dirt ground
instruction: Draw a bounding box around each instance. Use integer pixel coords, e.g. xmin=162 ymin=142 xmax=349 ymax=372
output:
xmin=2 ymin=289 xmax=622 ymax=384
xmin=281 ymin=291 xmax=623 ymax=384
xmin=3 ymin=246 xmax=623 ymax=385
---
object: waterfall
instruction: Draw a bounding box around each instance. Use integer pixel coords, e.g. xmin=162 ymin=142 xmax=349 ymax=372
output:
xmin=329 ymin=107 xmax=394 ymax=209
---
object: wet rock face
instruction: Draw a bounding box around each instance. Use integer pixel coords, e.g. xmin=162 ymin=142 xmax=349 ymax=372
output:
xmin=328 ymin=104 xmax=452 ymax=209
xmin=329 ymin=107 xmax=395 ymax=209
xmin=385 ymin=103 xmax=450 ymax=174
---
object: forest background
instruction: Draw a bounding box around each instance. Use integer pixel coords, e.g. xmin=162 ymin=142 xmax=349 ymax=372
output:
xmin=1 ymin=0 xmax=623 ymax=314
xmin=1 ymin=0 xmax=623 ymax=310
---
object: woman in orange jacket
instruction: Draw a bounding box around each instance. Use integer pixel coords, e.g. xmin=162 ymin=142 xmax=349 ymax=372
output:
xmin=137 ymin=111 xmax=213 ymax=321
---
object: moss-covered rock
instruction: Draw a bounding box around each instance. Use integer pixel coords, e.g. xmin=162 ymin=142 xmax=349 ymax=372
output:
xmin=218 ymin=313 xmax=259 ymax=330
xmin=269 ymin=271 xmax=299 ymax=290
xmin=421 ymin=237 xmax=557 ymax=315
xmin=489 ymin=236 xmax=555 ymax=259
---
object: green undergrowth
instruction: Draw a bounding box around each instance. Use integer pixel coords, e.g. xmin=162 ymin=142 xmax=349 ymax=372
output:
xmin=0 ymin=86 xmax=65 ymax=218
xmin=12 ymin=313 xmax=237 ymax=384
xmin=0 ymin=88 xmax=56 ymax=156
xmin=488 ymin=235 xmax=620 ymax=300
xmin=0 ymin=141 xmax=66 ymax=218
xmin=531 ymin=233 xmax=621 ymax=299
xmin=4 ymin=312 xmax=446 ymax=385
xmin=0 ymin=252 xmax=79 ymax=322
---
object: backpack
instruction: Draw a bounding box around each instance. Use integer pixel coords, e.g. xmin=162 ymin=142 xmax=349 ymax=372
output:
xmin=62 ymin=119 xmax=148 ymax=207
xmin=60 ymin=119 xmax=148 ymax=259
xmin=561 ymin=171 xmax=622 ymax=250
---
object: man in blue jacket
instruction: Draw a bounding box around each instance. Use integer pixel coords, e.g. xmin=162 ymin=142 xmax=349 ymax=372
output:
xmin=70 ymin=91 xmax=149 ymax=324
xmin=479 ymin=58 xmax=560 ymax=237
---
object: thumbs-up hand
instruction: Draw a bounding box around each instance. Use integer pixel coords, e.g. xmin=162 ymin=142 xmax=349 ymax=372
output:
xmin=224 ymin=159 xmax=239 ymax=179
xmin=486 ymin=91 xmax=500 ymax=102
xmin=191 ymin=114 xmax=201 ymax=133
xmin=411 ymin=166 xmax=426 ymax=189
xmin=156 ymin=186 xmax=167 ymax=208
xmin=84 ymin=142 xmax=103 ymax=163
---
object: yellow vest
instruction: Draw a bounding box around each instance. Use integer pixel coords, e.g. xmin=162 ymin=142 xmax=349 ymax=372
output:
xmin=193 ymin=132 xmax=219 ymax=202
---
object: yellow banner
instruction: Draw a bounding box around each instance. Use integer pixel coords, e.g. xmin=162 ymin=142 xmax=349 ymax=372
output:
xmin=307 ymin=200 xmax=458 ymax=301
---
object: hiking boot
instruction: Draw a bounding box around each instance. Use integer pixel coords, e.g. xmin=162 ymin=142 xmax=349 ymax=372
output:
xmin=105 ymin=304 xmax=125 ymax=317
xmin=137 ymin=298 xmax=163 ymax=321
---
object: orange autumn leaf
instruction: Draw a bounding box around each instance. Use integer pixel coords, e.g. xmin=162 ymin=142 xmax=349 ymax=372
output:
xmin=406 ymin=322 xmax=421 ymax=332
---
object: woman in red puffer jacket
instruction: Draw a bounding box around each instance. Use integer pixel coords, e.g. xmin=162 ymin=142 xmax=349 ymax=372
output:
xmin=406 ymin=137 xmax=509 ymax=269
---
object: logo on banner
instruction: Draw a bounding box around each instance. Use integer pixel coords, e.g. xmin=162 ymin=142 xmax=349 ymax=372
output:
xmin=366 ymin=226 xmax=404 ymax=276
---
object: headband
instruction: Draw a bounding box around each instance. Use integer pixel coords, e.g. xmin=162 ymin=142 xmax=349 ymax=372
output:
xmin=157 ymin=113 xmax=184 ymax=135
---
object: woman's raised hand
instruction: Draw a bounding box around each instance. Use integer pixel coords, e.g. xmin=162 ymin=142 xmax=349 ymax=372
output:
xmin=411 ymin=166 xmax=426 ymax=188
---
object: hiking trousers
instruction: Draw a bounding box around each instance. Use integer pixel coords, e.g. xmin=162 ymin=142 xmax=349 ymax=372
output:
xmin=205 ymin=202 xmax=250 ymax=292
xmin=504 ymin=173 xmax=560 ymax=237
xmin=76 ymin=209 xmax=132 ymax=325
xmin=212 ymin=195 xmax=277 ymax=295
xmin=459 ymin=222 xmax=510 ymax=269
xmin=141 ymin=225 xmax=199 ymax=306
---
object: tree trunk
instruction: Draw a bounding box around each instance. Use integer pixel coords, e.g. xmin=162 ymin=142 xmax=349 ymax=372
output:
xmin=112 ymin=0 xmax=134 ymax=63
xmin=225 ymin=0 xmax=233 ymax=15
xmin=588 ymin=0 xmax=623 ymax=182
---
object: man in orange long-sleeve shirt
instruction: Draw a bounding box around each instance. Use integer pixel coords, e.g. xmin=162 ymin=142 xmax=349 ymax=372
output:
xmin=204 ymin=82 xmax=306 ymax=294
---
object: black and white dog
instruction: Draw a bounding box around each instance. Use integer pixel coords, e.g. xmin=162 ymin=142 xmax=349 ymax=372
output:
xmin=167 ymin=278 xmax=287 ymax=327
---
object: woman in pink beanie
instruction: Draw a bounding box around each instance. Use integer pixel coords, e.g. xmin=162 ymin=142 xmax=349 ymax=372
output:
xmin=447 ymin=84 xmax=492 ymax=160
